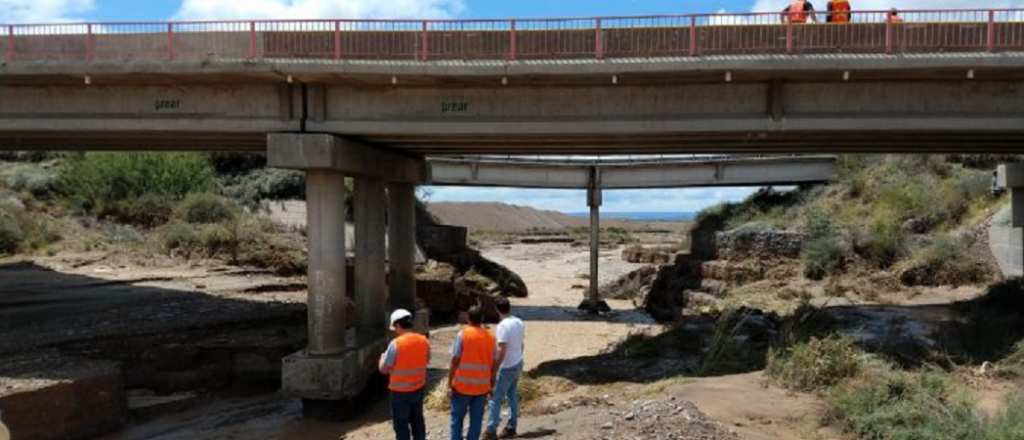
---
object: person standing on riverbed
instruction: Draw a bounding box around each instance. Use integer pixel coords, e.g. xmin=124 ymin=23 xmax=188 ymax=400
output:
xmin=380 ymin=309 xmax=430 ymax=440
xmin=448 ymin=306 xmax=497 ymax=440
xmin=484 ymin=297 xmax=526 ymax=440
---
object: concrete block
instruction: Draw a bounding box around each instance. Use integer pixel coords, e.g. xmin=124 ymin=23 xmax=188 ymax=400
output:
xmin=281 ymin=339 xmax=387 ymax=401
xmin=998 ymin=164 xmax=1024 ymax=188
xmin=0 ymin=353 xmax=125 ymax=440
xmin=417 ymin=225 xmax=468 ymax=258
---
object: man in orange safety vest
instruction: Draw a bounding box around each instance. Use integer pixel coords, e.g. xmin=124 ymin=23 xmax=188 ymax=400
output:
xmin=380 ymin=309 xmax=431 ymax=440
xmin=782 ymin=0 xmax=819 ymax=23
xmin=827 ymin=0 xmax=851 ymax=23
xmin=447 ymin=306 xmax=497 ymax=440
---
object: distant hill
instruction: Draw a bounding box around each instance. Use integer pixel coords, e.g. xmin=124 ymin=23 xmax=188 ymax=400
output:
xmin=426 ymin=202 xmax=689 ymax=233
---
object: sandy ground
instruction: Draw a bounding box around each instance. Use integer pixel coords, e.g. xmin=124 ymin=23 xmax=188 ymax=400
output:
xmin=88 ymin=242 xmax=691 ymax=440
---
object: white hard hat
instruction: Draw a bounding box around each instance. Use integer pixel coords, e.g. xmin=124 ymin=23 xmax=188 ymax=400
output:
xmin=390 ymin=309 xmax=413 ymax=327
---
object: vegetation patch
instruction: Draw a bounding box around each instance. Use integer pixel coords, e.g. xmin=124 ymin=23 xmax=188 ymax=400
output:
xmin=898 ymin=235 xmax=987 ymax=287
xmin=825 ymin=368 xmax=984 ymax=440
xmin=58 ymin=152 xmax=215 ymax=216
xmin=766 ymin=335 xmax=863 ymax=392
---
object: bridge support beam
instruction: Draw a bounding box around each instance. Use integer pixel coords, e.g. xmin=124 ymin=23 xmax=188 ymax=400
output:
xmin=269 ymin=133 xmax=424 ymax=414
xmin=579 ymin=167 xmax=610 ymax=314
xmin=388 ymin=182 xmax=418 ymax=312
xmin=994 ymin=164 xmax=1024 ymax=277
xmin=355 ymin=177 xmax=388 ymax=345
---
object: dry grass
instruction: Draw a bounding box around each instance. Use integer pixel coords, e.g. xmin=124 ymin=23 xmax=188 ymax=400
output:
xmin=423 ymin=375 xmax=575 ymax=414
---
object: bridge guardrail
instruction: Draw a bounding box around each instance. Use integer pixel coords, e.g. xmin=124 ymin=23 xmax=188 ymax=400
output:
xmin=2 ymin=9 xmax=1023 ymax=63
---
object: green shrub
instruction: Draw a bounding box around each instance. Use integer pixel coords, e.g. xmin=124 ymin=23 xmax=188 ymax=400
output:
xmin=220 ymin=168 xmax=305 ymax=209
xmin=983 ymin=395 xmax=1024 ymax=440
xmin=826 ymin=369 xmax=983 ymax=440
xmin=198 ymin=223 xmax=237 ymax=257
xmin=802 ymin=236 xmax=847 ymax=280
xmin=175 ymin=193 xmax=237 ymax=224
xmin=766 ymin=335 xmax=863 ymax=392
xmin=863 ymin=214 xmax=905 ymax=267
xmin=899 ymin=235 xmax=986 ymax=287
xmin=3 ymin=164 xmax=58 ymax=199
xmin=162 ymin=221 xmax=199 ymax=257
xmin=58 ymin=153 xmax=214 ymax=213
xmin=0 ymin=212 xmax=24 ymax=255
xmin=98 ymin=195 xmax=175 ymax=228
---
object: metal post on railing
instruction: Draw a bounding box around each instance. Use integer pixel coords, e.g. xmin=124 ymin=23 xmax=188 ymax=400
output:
xmin=334 ymin=20 xmax=342 ymax=60
xmin=249 ymin=21 xmax=257 ymax=60
xmin=595 ymin=18 xmax=603 ymax=59
xmin=421 ymin=21 xmax=429 ymax=62
xmin=786 ymin=15 xmax=794 ymax=54
xmin=987 ymin=10 xmax=995 ymax=52
xmin=86 ymin=24 xmax=94 ymax=62
xmin=885 ymin=13 xmax=893 ymax=54
xmin=6 ymin=25 xmax=15 ymax=62
xmin=689 ymin=15 xmax=698 ymax=56
xmin=510 ymin=19 xmax=517 ymax=61
xmin=167 ymin=23 xmax=174 ymax=61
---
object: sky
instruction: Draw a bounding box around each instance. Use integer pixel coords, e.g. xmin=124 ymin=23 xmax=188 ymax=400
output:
xmin=0 ymin=0 xmax=995 ymax=212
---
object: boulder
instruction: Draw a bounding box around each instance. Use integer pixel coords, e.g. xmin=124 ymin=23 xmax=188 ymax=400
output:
xmin=621 ymin=246 xmax=676 ymax=265
xmin=601 ymin=265 xmax=658 ymax=300
xmin=715 ymin=223 xmax=803 ymax=260
xmin=415 ymin=261 xmax=458 ymax=315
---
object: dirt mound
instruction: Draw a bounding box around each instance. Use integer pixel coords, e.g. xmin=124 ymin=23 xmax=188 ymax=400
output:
xmin=427 ymin=202 xmax=577 ymax=233
xmin=547 ymin=397 xmax=739 ymax=440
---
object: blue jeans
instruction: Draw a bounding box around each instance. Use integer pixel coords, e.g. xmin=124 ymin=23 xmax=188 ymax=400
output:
xmin=390 ymin=388 xmax=426 ymax=440
xmin=486 ymin=362 xmax=523 ymax=433
xmin=450 ymin=391 xmax=488 ymax=440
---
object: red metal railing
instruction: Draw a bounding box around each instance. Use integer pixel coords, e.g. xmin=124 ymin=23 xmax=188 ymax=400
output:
xmin=1 ymin=9 xmax=1022 ymax=63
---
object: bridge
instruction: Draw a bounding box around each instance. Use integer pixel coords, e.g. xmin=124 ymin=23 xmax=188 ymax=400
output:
xmin=1 ymin=8 xmax=1022 ymax=413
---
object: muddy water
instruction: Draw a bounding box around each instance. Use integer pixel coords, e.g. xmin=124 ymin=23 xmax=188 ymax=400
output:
xmin=101 ymin=243 xmax=657 ymax=440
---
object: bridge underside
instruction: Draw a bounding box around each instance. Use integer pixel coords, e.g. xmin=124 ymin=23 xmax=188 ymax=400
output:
xmin=2 ymin=55 xmax=1024 ymax=154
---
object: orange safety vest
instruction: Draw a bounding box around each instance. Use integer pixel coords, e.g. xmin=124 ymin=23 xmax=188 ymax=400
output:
xmin=388 ymin=333 xmax=429 ymax=392
xmin=789 ymin=0 xmax=808 ymax=23
xmin=889 ymin=15 xmax=903 ymax=23
xmin=830 ymin=0 xmax=850 ymax=23
xmin=452 ymin=326 xmax=496 ymax=396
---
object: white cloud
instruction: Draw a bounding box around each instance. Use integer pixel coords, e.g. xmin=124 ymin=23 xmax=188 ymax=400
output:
xmin=424 ymin=186 xmax=768 ymax=213
xmin=175 ymin=0 xmax=465 ymax=20
xmin=0 ymin=0 xmax=94 ymax=23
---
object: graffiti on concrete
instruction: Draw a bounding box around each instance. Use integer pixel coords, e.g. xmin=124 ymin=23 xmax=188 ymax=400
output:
xmin=155 ymin=99 xmax=181 ymax=111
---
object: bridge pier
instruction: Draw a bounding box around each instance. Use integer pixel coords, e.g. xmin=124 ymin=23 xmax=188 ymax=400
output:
xmin=579 ymin=167 xmax=610 ymax=314
xmin=995 ymin=164 xmax=1024 ymax=277
xmin=388 ymin=182 xmax=418 ymax=312
xmin=267 ymin=133 xmax=425 ymax=415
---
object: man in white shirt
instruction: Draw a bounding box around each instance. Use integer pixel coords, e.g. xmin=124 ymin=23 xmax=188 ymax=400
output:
xmin=484 ymin=297 xmax=525 ymax=440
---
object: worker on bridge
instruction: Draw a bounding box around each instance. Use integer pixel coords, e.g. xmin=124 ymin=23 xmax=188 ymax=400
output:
xmin=380 ymin=309 xmax=431 ymax=440
xmin=448 ymin=306 xmax=497 ymax=440
xmin=889 ymin=9 xmax=904 ymax=23
xmin=782 ymin=0 xmax=818 ymax=23
xmin=826 ymin=0 xmax=851 ymax=23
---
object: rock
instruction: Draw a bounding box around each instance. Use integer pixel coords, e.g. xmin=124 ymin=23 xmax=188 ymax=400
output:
xmin=601 ymin=265 xmax=658 ymax=300
xmin=601 ymin=422 xmax=614 ymax=430
xmin=714 ymin=224 xmax=803 ymax=260
xmin=700 ymin=260 xmax=765 ymax=284
xmin=624 ymin=412 xmax=635 ymax=421
xmin=621 ymin=246 xmax=677 ymax=265
xmin=415 ymin=261 xmax=458 ymax=314
xmin=902 ymin=218 xmax=929 ymax=234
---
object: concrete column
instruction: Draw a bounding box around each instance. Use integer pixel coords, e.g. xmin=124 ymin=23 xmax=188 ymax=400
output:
xmin=388 ymin=182 xmax=417 ymax=312
xmin=355 ymin=177 xmax=388 ymax=344
xmin=1013 ymin=187 xmax=1024 ymax=229
xmin=305 ymin=169 xmax=348 ymax=355
xmin=588 ymin=185 xmax=601 ymax=307
xmin=579 ymin=167 xmax=610 ymax=315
